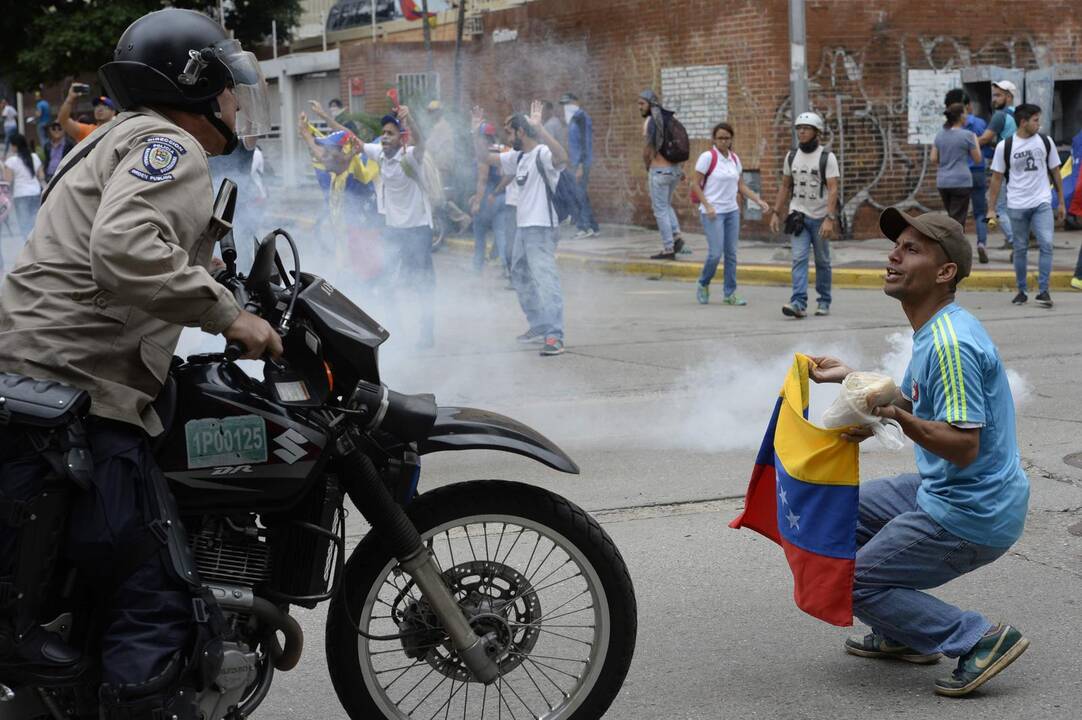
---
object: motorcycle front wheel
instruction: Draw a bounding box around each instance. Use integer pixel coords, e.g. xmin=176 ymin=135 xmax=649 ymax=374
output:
xmin=326 ymin=480 xmax=637 ymax=720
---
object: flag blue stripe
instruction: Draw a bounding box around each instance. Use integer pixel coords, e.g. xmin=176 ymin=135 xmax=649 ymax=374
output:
xmin=775 ymin=456 xmax=859 ymax=559
xmin=754 ymin=397 xmax=783 ymax=467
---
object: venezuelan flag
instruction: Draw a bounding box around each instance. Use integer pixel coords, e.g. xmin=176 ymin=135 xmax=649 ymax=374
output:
xmin=729 ymin=354 xmax=860 ymax=626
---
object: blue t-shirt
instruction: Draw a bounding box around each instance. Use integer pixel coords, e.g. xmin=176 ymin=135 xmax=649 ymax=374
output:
xmin=902 ymin=304 xmax=1029 ymax=547
xmin=36 ymin=99 xmax=50 ymax=125
xmin=964 ymin=114 xmax=987 ymax=169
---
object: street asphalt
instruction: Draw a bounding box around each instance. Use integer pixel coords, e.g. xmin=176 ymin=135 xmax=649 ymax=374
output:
xmin=234 ymin=250 xmax=1082 ymax=720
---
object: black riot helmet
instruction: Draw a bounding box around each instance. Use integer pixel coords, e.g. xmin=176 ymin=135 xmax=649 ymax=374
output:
xmin=99 ymin=8 xmax=271 ymax=154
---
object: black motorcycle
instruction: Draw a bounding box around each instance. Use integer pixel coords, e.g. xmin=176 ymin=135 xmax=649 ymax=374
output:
xmin=0 ymin=203 xmax=637 ymax=719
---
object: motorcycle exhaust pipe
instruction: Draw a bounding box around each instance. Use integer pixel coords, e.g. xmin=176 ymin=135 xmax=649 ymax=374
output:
xmin=207 ymin=584 xmax=304 ymax=671
xmin=339 ymin=445 xmax=501 ymax=684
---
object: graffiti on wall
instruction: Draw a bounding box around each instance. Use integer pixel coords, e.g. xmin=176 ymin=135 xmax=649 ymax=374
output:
xmin=661 ymin=65 xmax=729 ymax=139
xmin=774 ymin=34 xmax=1053 ymax=233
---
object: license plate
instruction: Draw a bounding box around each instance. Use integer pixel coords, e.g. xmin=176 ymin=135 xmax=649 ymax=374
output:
xmin=184 ymin=415 xmax=268 ymax=469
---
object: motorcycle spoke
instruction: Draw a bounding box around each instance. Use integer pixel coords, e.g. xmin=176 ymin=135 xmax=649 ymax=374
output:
xmin=498 ymin=526 xmax=526 ymax=566
xmin=517 ymin=654 xmax=582 ymax=681
xmin=444 ymin=529 xmax=456 ymax=569
xmin=490 ymin=522 xmax=508 ymax=565
xmin=533 ymin=626 xmax=594 ymax=646
xmin=434 ymin=675 xmax=461 ymax=720
xmin=407 ymin=670 xmax=451 ymax=716
xmin=518 ymin=656 xmax=555 ymax=709
xmin=463 ymin=524 xmax=479 ymax=562
xmin=499 ymin=670 xmax=535 ymax=716
xmin=524 ymin=542 xmax=557 ymax=584
xmin=393 ymin=664 xmax=439 ymax=705
xmin=521 ymin=532 xmax=544 ymax=580
xmin=375 ymin=662 xmax=426 ymax=676
xmin=382 ymin=659 xmax=426 ymax=691
xmin=522 ymin=655 xmax=569 ymax=695
xmin=496 ymin=675 xmax=520 ymax=720
xmin=483 ymin=522 xmax=491 ymax=563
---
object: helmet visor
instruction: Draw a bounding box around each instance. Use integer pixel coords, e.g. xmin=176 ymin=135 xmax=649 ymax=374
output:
xmin=214 ymin=39 xmax=271 ymax=138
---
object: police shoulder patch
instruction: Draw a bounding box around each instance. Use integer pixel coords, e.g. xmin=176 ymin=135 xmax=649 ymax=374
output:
xmin=129 ymin=140 xmax=182 ymax=184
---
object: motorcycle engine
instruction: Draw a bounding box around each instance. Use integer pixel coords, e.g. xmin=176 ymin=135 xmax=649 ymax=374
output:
xmin=196 ymin=641 xmax=259 ymax=720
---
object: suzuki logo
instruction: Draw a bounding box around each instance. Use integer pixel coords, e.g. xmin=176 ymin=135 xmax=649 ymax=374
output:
xmin=273 ymin=429 xmax=308 ymax=464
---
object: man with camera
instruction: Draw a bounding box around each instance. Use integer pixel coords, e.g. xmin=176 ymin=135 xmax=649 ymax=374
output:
xmin=58 ymin=83 xmax=118 ymax=143
xmin=771 ymin=112 xmax=840 ymax=318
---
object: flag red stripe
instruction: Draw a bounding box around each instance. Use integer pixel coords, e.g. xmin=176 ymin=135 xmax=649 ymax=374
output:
xmin=728 ymin=462 xmax=780 ymax=543
xmin=780 ymin=540 xmax=854 ymax=626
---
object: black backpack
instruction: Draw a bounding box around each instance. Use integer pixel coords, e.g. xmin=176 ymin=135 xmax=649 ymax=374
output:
xmin=1001 ymin=133 xmax=1056 ymax=184
xmin=525 ymin=151 xmax=580 ymax=226
xmin=658 ymin=111 xmax=690 ymax=164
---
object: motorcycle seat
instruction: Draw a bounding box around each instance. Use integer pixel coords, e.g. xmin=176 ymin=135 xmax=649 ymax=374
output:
xmin=0 ymin=373 xmax=90 ymax=429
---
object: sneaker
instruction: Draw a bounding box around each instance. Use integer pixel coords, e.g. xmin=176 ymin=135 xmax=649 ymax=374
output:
xmin=516 ymin=329 xmax=545 ymax=345
xmin=573 ymin=229 xmax=591 ymax=240
xmin=1035 ymin=291 xmax=1053 ymax=308
xmin=844 ymin=633 xmax=941 ymax=665
xmin=722 ymin=294 xmax=747 ymax=306
xmin=933 ymin=624 xmax=1029 ymax=697
xmin=977 ymin=245 xmax=989 ymax=264
xmin=1072 ymin=277 xmax=1082 ymax=291
xmin=587 ymin=228 xmax=599 ymax=238
xmin=650 ymin=250 xmax=676 ymax=260
xmin=696 ymin=283 xmax=709 ymax=304
xmin=539 ymin=337 xmax=565 ymax=356
xmin=814 ymin=304 xmax=830 ymax=316
xmin=1011 ymin=291 xmax=1027 ymax=305
xmin=781 ymin=303 xmax=806 ymax=319
xmin=673 ymin=236 xmax=685 ymax=254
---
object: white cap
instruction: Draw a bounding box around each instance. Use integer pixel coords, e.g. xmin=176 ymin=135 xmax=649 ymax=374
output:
xmin=794 ymin=111 xmax=824 ymax=133
xmin=992 ymin=80 xmax=1018 ymax=100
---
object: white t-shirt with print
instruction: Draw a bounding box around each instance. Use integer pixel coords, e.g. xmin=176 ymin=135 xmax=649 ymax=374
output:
xmin=363 ymin=142 xmax=431 ymax=228
xmin=500 ymin=145 xmax=560 ymax=228
xmin=694 ymin=148 xmax=741 ymax=214
xmin=5 ymin=154 xmax=42 ymax=198
xmin=783 ymin=146 xmax=840 ymax=219
xmin=990 ymin=134 xmax=1060 ymax=210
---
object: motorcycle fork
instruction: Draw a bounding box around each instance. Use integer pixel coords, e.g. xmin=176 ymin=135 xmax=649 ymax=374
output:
xmin=338 ymin=437 xmax=500 ymax=684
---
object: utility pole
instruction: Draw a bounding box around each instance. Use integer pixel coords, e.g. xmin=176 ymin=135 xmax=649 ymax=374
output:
xmin=788 ymin=0 xmax=809 ymax=123
xmin=421 ymin=0 xmax=434 ymax=72
xmin=453 ymin=0 xmax=467 ymax=110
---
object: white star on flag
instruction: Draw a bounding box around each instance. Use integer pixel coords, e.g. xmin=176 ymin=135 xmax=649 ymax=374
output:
xmin=779 ymin=487 xmax=788 ymax=506
xmin=786 ymin=508 xmax=800 ymax=530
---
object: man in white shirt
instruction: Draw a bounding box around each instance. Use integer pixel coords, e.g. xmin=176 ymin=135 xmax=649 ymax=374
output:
xmin=362 ymin=105 xmax=436 ymax=347
xmin=987 ymin=103 xmax=1065 ymax=308
xmin=770 ymin=111 xmax=841 ymax=318
xmin=493 ymin=102 xmax=570 ymax=355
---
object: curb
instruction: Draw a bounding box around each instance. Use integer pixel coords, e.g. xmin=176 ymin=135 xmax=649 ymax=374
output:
xmin=265 ymin=213 xmax=1077 ymax=292
xmin=443 ymin=238 xmax=1076 ymax=292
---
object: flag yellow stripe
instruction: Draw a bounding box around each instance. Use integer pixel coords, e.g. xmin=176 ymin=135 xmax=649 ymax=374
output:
xmin=930 ymin=322 xmax=956 ymax=422
xmin=943 ymin=314 xmax=967 ymax=422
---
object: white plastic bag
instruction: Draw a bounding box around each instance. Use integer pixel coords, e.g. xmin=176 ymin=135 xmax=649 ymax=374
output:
xmin=820 ymin=372 xmax=906 ymax=450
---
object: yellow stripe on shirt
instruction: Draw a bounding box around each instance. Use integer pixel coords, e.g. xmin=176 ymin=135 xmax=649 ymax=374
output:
xmin=931 ymin=322 xmax=957 ymax=422
xmin=942 ymin=314 xmax=968 ymax=423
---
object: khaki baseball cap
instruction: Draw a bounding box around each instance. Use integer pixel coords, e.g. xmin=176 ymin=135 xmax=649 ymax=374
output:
xmin=879 ymin=208 xmax=972 ymax=282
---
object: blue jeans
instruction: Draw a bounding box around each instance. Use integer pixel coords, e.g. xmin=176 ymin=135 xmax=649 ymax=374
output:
xmin=789 ymin=216 xmax=831 ymax=309
xmin=995 ymin=187 xmax=1013 ymax=245
xmin=698 ymin=210 xmax=740 ymax=296
xmin=575 ymin=166 xmax=599 ymax=232
xmin=1007 ymin=203 xmax=1054 ymax=294
xmin=648 ymin=167 xmax=682 ymax=250
xmin=13 ymin=194 xmax=40 ymax=238
xmin=383 ymin=225 xmax=436 ymax=340
xmin=853 ymin=474 xmax=1004 ymax=657
xmin=511 ymin=226 xmax=564 ymax=340
xmin=970 ymin=168 xmax=987 ymax=246
xmin=472 ymin=191 xmax=507 ymax=271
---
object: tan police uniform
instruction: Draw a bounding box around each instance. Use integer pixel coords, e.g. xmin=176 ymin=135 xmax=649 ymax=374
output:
xmin=0 ymin=109 xmax=241 ymax=435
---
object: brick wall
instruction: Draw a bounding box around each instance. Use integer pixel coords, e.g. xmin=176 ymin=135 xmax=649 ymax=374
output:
xmin=339 ymin=0 xmax=1082 ymax=238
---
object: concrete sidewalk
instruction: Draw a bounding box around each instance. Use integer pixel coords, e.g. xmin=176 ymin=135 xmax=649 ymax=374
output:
xmin=265 ymin=188 xmax=1082 ymax=291
xmin=452 ymin=222 xmax=1082 ymax=291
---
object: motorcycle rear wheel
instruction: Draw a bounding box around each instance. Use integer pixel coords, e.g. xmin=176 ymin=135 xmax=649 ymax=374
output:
xmin=326 ymin=480 xmax=637 ymax=720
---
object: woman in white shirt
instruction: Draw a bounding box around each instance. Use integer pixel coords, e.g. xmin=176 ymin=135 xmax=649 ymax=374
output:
xmin=690 ymin=122 xmax=770 ymax=305
xmin=2 ymin=134 xmax=44 ymax=239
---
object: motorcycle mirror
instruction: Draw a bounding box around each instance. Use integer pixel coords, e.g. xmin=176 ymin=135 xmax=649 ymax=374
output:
xmin=249 ymin=231 xmax=278 ymax=289
xmin=213 ymin=179 xmax=238 ymax=275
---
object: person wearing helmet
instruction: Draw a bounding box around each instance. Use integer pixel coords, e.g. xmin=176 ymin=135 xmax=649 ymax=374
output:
xmin=770 ymin=111 xmax=840 ymax=318
xmin=0 ymin=8 xmax=280 ymax=718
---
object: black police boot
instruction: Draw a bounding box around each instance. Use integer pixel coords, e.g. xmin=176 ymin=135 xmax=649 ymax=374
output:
xmin=0 ymin=620 xmax=84 ymax=684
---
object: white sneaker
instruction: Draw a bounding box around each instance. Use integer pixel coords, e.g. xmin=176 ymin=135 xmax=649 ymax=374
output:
xmin=573 ymin=230 xmax=590 ymax=239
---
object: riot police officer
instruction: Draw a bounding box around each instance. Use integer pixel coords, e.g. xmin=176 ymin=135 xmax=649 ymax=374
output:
xmin=0 ymin=8 xmax=281 ymax=718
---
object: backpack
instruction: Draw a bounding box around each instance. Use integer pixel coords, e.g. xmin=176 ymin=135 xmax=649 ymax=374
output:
xmin=658 ymin=112 xmax=690 ymax=164
xmin=785 ymin=147 xmax=833 ymax=198
xmin=689 ymin=148 xmax=742 ymax=205
xmin=1001 ymin=133 xmax=1056 ymax=185
xmin=529 ymin=151 xmax=580 ymax=226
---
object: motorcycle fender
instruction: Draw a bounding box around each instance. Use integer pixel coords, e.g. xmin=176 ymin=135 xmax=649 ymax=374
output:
xmin=417 ymin=406 xmax=579 ymax=475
